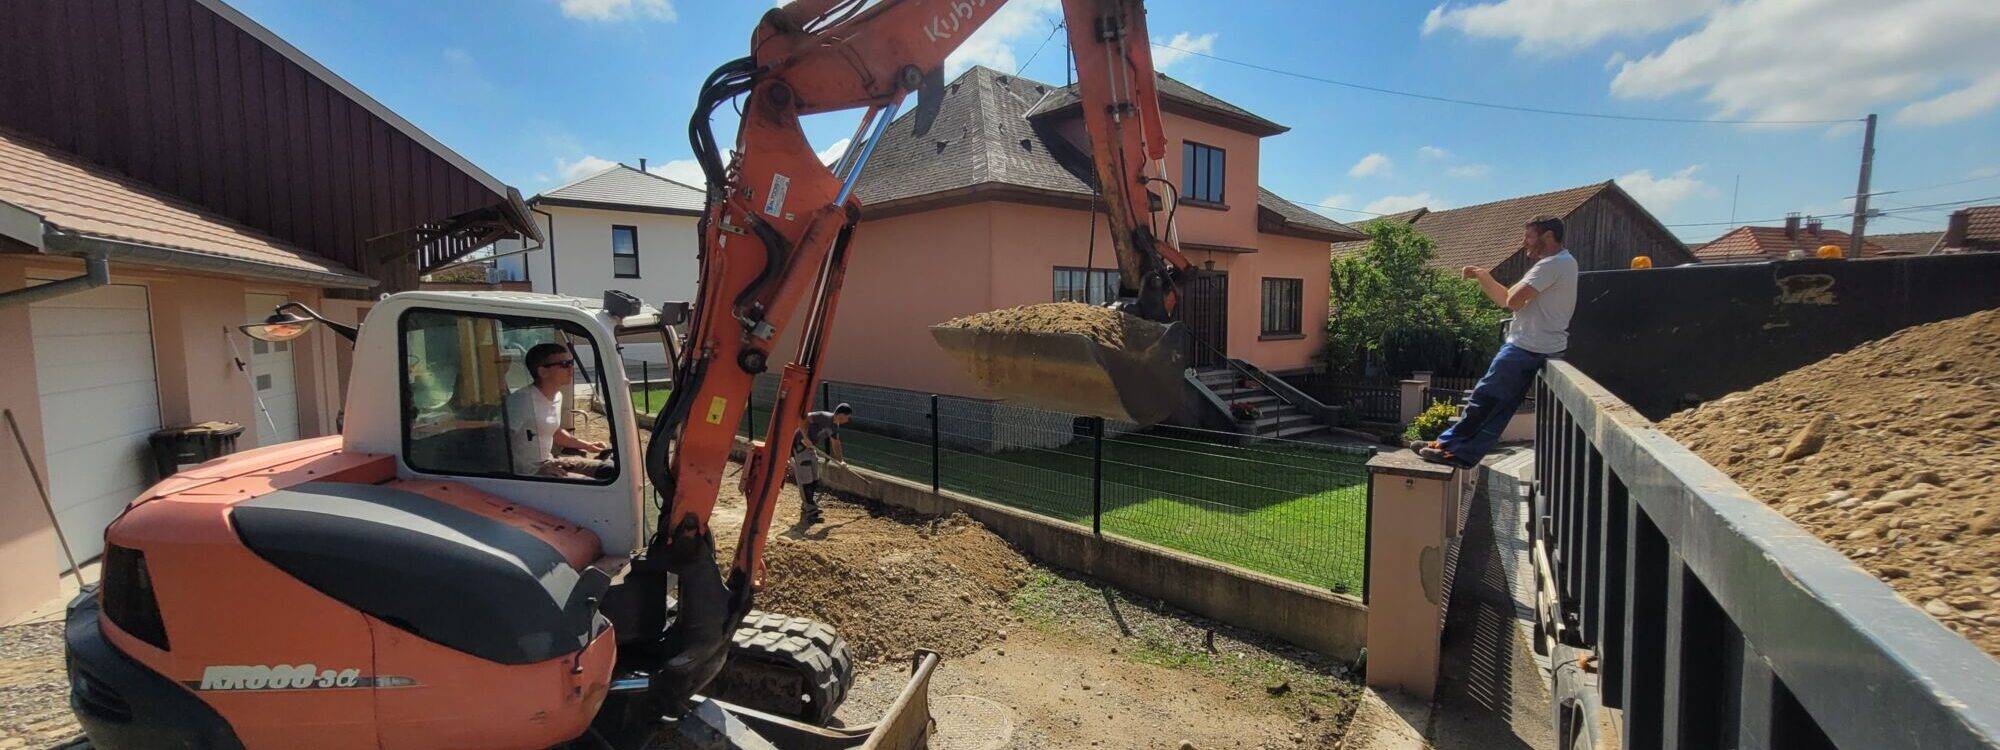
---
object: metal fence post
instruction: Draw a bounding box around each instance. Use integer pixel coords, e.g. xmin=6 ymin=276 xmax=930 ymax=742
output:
xmin=929 ymin=395 xmax=941 ymax=493
xmin=1362 ymin=477 xmax=1374 ymax=603
xmin=1091 ymin=417 xmax=1104 ymax=536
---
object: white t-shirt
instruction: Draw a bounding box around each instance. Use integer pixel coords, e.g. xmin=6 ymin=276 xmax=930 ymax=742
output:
xmin=505 ymin=386 xmax=562 ymax=474
xmin=1506 ymin=249 xmax=1578 ymax=355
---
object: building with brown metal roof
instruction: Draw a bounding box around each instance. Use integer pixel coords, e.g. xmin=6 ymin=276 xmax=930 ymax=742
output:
xmin=1333 ymin=181 xmax=1692 ymax=283
xmin=0 ymin=0 xmax=538 ymax=620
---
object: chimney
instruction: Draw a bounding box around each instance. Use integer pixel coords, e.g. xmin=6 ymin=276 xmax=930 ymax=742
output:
xmin=1783 ymin=213 xmax=1801 ymax=239
xmin=639 ymin=157 xmax=648 ymax=172
xmin=1943 ymin=209 xmax=1970 ymax=249
xmin=1805 ymin=216 xmax=1823 ymax=235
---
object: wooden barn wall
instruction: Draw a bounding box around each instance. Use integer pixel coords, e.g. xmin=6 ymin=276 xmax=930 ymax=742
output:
xmin=1565 ymin=195 xmax=1694 ymax=270
xmin=0 ymin=0 xmax=499 ymax=269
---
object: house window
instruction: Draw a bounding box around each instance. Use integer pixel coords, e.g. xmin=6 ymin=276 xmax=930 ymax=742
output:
xmin=1053 ymin=267 xmax=1118 ymax=305
xmin=1260 ymin=278 xmax=1303 ymax=337
xmin=612 ymin=225 xmax=640 ymax=278
xmin=1182 ymin=141 xmax=1225 ymax=205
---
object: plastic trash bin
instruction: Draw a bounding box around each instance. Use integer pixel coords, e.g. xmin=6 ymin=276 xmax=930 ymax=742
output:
xmin=148 ymin=421 xmax=244 ymax=479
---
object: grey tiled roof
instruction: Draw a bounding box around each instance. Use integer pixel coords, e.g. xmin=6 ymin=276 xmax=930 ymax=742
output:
xmin=853 ymin=67 xmax=1353 ymax=240
xmin=535 ymin=164 xmax=706 ymax=214
xmin=1257 ymin=187 xmax=1365 ymax=241
xmin=1023 ymin=72 xmax=1287 ymax=136
xmin=853 ymin=66 xmax=1094 ymax=207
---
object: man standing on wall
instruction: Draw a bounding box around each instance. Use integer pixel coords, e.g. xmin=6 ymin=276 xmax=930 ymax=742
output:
xmin=1415 ymin=215 xmax=1578 ymax=468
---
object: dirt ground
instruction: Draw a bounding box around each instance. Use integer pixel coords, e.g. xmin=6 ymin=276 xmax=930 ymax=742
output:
xmin=937 ymin=302 xmax=1165 ymax=350
xmin=1658 ymin=308 xmax=2000 ymax=658
xmin=1 ymin=620 xmax=72 ymax=748
xmin=712 ymin=480 xmax=1355 ymax=749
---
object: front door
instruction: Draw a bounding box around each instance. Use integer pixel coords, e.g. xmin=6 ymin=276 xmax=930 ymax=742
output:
xmin=245 ymin=293 xmax=302 ymax=445
xmin=1179 ymin=270 xmax=1228 ymax=367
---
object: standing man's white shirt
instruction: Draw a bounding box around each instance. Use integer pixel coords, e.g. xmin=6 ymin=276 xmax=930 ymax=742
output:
xmin=1506 ymin=249 xmax=1578 ymax=355
xmin=505 ymin=385 xmax=563 ymax=474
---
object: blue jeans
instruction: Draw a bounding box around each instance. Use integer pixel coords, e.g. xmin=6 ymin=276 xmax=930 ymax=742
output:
xmin=1437 ymin=344 xmax=1550 ymax=465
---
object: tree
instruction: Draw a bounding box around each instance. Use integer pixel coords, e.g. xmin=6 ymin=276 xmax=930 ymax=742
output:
xmin=1324 ymin=221 xmax=1506 ymax=379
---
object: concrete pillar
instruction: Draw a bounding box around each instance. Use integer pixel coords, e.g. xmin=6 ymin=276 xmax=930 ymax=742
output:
xmin=1398 ymin=371 xmax=1433 ymax=425
xmin=1364 ymin=450 xmax=1456 ymax=700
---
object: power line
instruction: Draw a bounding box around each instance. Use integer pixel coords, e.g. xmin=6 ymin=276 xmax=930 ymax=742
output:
xmin=1015 ymin=20 xmax=1063 ymax=77
xmin=1149 ymin=42 xmax=1865 ymax=126
xmin=1861 ymin=171 xmax=2000 ymax=199
xmin=1664 ymin=193 xmax=2000 ymax=228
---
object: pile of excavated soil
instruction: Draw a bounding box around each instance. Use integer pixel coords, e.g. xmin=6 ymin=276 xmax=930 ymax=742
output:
xmin=1658 ymin=308 xmax=2000 ymax=657
xmin=712 ymin=481 xmax=1032 ymax=663
xmin=937 ymin=302 xmax=1163 ymax=350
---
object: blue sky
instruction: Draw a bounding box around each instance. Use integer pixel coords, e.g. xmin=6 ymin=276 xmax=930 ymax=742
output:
xmin=230 ymin=0 xmax=2000 ymax=245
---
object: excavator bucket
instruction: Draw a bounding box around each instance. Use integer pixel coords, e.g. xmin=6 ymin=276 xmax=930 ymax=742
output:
xmin=931 ymin=321 xmax=1190 ymax=425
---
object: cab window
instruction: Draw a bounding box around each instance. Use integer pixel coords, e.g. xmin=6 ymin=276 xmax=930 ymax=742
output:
xmin=399 ymin=308 xmax=616 ymax=484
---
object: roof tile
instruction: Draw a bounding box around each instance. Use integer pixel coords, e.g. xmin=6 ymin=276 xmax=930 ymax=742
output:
xmin=0 ymin=128 xmax=368 ymax=285
xmin=536 ymin=164 xmax=706 ymax=213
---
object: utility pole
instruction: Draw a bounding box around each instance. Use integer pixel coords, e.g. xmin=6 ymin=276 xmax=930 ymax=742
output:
xmin=1848 ymin=113 xmax=1877 ymax=257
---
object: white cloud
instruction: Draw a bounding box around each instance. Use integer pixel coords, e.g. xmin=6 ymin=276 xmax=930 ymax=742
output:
xmin=1972 ymin=166 xmax=2000 ymax=179
xmin=1417 ymin=145 xmax=1451 ymax=160
xmin=1365 ymin=192 xmax=1440 ymax=215
xmin=1447 ymin=164 xmax=1492 ymax=178
xmin=1616 ymin=165 xmax=1710 ymax=212
xmin=439 ymin=47 xmax=495 ymax=94
xmin=1607 ymin=0 xmax=2000 ymax=125
xmin=557 ymin=0 xmax=675 ymax=22
xmin=1310 ymin=193 xmax=1361 ymax=219
xmin=816 ymin=138 xmax=853 ymax=166
xmin=1423 ymin=0 xmax=1716 ymax=52
xmin=945 ymin=0 xmax=1060 ymax=77
xmin=647 ymin=158 xmax=707 ymax=187
xmin=1152 ymin=32 xmax=1218 ymax=72
xmin=555 ymin=155 xmax=618 ymax=182
xmin=1348 ymin=153 xmax=1394 ymax=178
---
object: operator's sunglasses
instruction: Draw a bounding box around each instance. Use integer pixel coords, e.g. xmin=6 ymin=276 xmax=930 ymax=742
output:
xmin=539 ymin=358 xmax=576 ymax=370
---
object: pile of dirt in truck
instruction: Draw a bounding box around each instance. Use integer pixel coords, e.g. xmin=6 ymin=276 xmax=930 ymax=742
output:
xmin=936 ymin=302 xmax=1164 ymax=350
xmin=1658 ymin=308 xmax=2000 ymax=658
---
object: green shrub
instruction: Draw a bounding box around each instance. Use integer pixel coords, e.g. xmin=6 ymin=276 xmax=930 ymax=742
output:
xmin=1401 ymin=400 xmax=1459 ymax=443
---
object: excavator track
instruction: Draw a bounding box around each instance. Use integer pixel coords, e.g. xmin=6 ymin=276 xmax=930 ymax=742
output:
xmin=707 ymin=610 xmax=857 ymax=726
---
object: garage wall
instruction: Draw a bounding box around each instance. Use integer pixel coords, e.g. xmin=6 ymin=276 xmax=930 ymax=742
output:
xmin=0 ymin=262 xmax=61 ymax=620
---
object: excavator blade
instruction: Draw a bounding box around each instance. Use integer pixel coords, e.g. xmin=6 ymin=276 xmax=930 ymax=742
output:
xmin=930 ymin=322 xmax=1190 ymax=426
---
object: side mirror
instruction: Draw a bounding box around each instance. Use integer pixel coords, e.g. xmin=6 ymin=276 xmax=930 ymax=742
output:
xmin=240 ymin=302 xmax=359 ymax=343
xmin=240 ymin=310 xmax=316 ymax=342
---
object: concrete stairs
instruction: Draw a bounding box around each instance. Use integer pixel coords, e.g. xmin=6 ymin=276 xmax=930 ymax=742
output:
xmin=1192 ymin=366 xmax=1329 ymax=439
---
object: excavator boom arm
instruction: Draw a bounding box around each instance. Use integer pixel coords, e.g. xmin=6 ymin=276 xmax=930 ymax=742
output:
xmin=635 ymin=0 xmax=1187 ymax=713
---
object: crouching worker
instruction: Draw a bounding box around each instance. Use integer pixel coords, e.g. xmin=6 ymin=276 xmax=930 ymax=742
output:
xmin=1415 ymin=215 xmax=1577 ymax=469
xmin=790 ymin=402 xmax=852 ymax=526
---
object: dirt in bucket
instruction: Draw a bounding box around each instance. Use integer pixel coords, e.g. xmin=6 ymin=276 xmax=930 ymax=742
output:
xmin=936 ymin=302 xmax=1164 ymax=351
xmin=1657 ymin=308 xmax=2000 ymax=658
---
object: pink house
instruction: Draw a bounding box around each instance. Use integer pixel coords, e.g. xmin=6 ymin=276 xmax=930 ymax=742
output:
xmin=805 ymin=67 xmax=1360 ymax=422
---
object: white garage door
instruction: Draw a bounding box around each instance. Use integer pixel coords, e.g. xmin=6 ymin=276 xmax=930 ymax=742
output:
xmin=30 ymin=281 xmax=162 ymax=566
xmin=245 ymin=293 xmax=301 ymax=445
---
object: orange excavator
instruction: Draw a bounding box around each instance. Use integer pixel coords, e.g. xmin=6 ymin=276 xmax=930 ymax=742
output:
xmin=62 ymin=1 xmax=1194 ymax=748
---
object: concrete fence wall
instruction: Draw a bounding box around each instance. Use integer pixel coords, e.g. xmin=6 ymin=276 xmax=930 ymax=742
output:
xmin=810 ymin=454 xmax=1368 ymax=662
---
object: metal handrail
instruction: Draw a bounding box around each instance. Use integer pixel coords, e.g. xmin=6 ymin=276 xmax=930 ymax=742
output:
xmin=1535 ymin=360 xmax=2000 ymax=748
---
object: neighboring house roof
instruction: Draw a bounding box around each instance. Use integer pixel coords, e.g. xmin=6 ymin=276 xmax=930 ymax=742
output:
xmin=1024 ymin=72 xmax=1289 ymax=137
xmin=1333 ymin=182 xmax=1635 ymax=269
xmin=1693 ymin=225 xmax=1886 ymax=261
xmin=0 ymin=128 xmax=372 ymax=288
xmin=0 ymin=0 xmax=538 ymax=276
xmin=533 ymin=165 xmax=706 ymax=216
xmin=1951 ymin=205 xmax=2000 ymax=249
xmin=852 ymin=66 xmax=1358 ymax=241
xmin=1867 ymin=231 xmax=1943 ymax=256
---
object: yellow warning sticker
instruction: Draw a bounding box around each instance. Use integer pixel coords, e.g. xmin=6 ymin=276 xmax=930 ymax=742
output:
xmin=705 ymin=396 xmax=728 ymax=425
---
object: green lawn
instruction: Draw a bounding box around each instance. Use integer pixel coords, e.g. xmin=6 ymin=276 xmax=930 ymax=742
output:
xmin=742 ymin=403 xmax=1370 ymax=593
xmin=631 ymin=383 xmax=671 ymax=416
